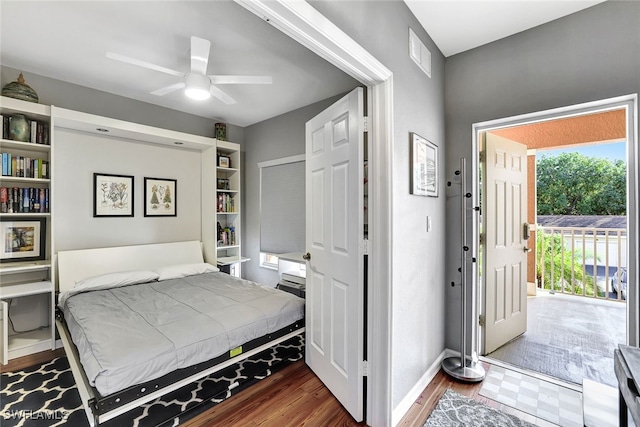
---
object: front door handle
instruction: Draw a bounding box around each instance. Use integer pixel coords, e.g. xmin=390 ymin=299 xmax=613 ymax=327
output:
xmin=302 ymin=252 xmax=311 ymax=261
xmin=523 ymin=247 xmax=532 ymax=253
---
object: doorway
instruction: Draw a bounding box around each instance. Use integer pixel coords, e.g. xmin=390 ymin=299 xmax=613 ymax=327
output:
xmin=235 ymin=2 xmax=394 ymax=424
xmin=473 ymin=95 xmax=637 ymax=388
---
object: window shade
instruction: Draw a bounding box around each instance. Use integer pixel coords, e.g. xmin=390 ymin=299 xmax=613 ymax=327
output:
xmin=260 ymin=161 xmax=305 ymax=254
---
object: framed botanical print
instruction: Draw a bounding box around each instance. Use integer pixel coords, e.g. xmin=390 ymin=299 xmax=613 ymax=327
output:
xmin=144 ymin=177 xmax=177 ymax=217
xmin=94 ymin=173 xmax=134 ymax=217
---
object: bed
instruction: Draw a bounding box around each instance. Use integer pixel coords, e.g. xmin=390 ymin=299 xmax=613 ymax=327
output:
xmin=55 ymin=241 xmax=305 ymax=426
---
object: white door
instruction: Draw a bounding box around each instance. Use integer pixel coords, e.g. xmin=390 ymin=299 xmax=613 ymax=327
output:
xmin=305 ymin=87 xmax=365 ymax=421
xmin=483 ymin=132 xmax=529 ymax=354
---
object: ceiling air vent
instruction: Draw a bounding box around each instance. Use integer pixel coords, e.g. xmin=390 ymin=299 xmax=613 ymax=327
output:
xmin=409 ymin=28 xmax=431 ymax=78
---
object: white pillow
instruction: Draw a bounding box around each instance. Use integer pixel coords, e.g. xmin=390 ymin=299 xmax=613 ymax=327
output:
xmin=75 ymin=270 xmax=160 ymax=290
xmin=59 ymin=270 xmax=160 ymax=308
xmin=155 ymin=263 xmax=219 ymax=281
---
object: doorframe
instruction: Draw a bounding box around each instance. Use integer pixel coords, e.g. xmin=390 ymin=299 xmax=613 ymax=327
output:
xmin=472 ymin=94 xmax=638 ymax=358
xmin=234 ymin=1 xmax=394 ymax=425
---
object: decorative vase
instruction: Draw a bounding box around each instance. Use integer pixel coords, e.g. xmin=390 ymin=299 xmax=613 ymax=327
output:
xmin=215 ymin=123 xmax=227 ymax=141
xmin=2 ymin=73 xmax=39 ymax=103
xmin=9 ymin=114 xmax=30 ymax=142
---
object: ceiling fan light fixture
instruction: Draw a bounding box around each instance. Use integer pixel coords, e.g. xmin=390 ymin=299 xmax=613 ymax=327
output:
xmin=184 ymin=73 xmax=211 ymax=101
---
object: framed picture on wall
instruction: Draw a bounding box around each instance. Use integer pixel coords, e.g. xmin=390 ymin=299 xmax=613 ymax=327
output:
xmin=144 ymin=177 xmax=177 ymax=217
xmin=410 ymin=132 xmax=438 ymax=197
xmin=93 ymin=173 xmax=134 ymax=217
xmin=0 ymin=217 xmax=46 ymax=262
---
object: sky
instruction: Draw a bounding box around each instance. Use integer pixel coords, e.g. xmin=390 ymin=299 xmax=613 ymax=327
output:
xmin=540 ymin=141 xmax=626 ymax=162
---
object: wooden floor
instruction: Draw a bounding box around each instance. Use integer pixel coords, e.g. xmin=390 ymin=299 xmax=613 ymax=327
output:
xmin=2 ymin=352 xmax=539 ymax=426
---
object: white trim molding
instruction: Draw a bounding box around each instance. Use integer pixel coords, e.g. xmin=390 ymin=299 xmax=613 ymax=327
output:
xmin=257 ymin=154 xmax=305 ymax=169
xmin=235 ymin=0 xmax=391 ymax=86
xmin=391 ymin=349 xmax=447 ymax=426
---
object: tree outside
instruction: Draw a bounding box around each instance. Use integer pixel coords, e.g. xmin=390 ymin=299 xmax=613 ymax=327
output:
xmin=536 ymin=151 xmax=626 ymax=295
xmin=537 ymin=152 xmax=626 ymax=216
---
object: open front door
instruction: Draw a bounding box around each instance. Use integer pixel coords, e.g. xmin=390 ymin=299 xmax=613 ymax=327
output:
xmin=305 ymin=87 xmax=365 ymax=421
xmin=483 ymin=132 xmax=529 ymax=354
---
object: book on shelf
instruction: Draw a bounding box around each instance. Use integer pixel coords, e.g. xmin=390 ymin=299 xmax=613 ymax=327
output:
xmin=1 ymin=115 xmax=8 ymax=140
xmin=217 ymin=193 xmax=235 ymax=213
xmin=0 ymin=186 xmax=49 ymax=213
xmin=0 ymin=114 xmax=49 ymax=145
xmin=0 ymin=153 xmax=48 ymax=178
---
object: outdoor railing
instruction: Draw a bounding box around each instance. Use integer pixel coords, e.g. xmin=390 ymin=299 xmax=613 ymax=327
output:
xmin=537 ymin=225 xmax=627 ymax=302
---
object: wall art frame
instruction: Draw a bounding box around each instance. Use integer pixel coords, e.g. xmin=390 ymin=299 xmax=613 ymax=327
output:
xmin=93 ymin=173 xmax=134 ymax=217
xmin=410 ymin=132 xmax=438 ymax=197
xmin=144 ymin=177 xmax=177 ymax=217
xmin=0 ymin=217 xmax=46 ymax=262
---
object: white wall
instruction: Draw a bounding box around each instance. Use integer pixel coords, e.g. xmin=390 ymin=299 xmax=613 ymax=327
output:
xmin=54 ymin=129 xmax=202 ymax=251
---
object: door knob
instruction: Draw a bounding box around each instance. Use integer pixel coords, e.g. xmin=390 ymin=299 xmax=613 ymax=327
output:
xmin=523 ymin=247 xmax=532 ymax=253
xmin=302 ymin=252 xmax=311 ymax=261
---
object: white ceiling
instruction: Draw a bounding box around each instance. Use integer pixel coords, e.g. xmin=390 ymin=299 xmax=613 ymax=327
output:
xmin=0 ymin=1 xmax=359 ymax=127
xmin=1 ymin=1 xmax=608 ymax=128
xmin=405 ymin=0 xmax=607 ymax=57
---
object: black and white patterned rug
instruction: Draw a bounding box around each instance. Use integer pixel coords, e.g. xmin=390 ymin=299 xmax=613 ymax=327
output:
xmin=424 ymin=389 xmax=536 ymax=427
xmin=1 ymin=334 xmax=304 ymax=427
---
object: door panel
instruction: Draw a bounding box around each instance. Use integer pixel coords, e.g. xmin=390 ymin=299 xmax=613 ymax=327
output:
xmin=484 ymin=132 xmax=528 ymax=354
xmin=305 ymin=87 xmax=364 ymax=421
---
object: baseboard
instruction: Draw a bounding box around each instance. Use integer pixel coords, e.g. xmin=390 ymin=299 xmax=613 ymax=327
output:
xmin=391 ymin=349 xmax=447 ymax=426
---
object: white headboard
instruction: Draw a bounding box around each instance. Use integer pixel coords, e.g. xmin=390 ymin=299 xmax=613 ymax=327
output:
xmin=57 ymin=241 xmax=204 ymax=294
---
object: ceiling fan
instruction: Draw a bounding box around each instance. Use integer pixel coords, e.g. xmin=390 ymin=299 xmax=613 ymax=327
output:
xmin=106 ymin=36 xmax=272 ymax=105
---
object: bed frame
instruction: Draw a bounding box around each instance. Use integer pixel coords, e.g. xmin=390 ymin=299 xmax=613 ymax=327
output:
xmin=55 ymin=241 xmax=305 ymax=426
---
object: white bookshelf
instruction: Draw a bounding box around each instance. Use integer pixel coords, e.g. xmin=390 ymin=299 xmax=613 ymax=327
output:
xmin=0 ymin=96 xmax=55 ymax=365
xmin=214 ymin=141 xmax=247 ymax=277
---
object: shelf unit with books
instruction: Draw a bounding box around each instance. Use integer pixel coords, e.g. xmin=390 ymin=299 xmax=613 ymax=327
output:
xmin=0 ymin=96 xmax=55 ymax=364
xmin=214 ymin=141 xmax=246 ymax=277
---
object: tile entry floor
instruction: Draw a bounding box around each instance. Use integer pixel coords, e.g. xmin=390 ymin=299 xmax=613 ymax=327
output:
xmin=480 ymin=365 xmax=583 ymax=427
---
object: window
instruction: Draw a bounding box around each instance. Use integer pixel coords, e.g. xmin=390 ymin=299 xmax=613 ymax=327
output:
xmin=259 ymin=155 xmax=305 ymax=269
xmin=259 ymin=253 xmax=279 ymax=270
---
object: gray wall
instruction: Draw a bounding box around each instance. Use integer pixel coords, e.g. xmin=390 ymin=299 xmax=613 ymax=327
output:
xmin=311 ymin=1 xmax=447 ymax=411
xmin=241 ymin=95 xmax=346 ymax=286
xmin=1 ymin=66 xmax=244 ymax=140
xmin=444 ymin=1 xmax=640 ymax=350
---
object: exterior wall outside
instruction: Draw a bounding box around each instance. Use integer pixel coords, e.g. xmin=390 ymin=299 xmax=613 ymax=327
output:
xmin=310 ymin=0 xmax=447 ymax=410
xmin=444 ymin=1 xmax=640 ymax=351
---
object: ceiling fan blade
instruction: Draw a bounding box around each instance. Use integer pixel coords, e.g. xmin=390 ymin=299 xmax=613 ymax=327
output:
xmin=191 ymin=36 xmax=211 ymax=75
xmin=107 ymin=52 xmax=185 ymax=77
xmin=208 ymin=75 xmax=273 ymax=85
xmin=209 ymin=85 xmax=237 ymax=105
xmin=151 ymin=82 xmax=186 ymax=96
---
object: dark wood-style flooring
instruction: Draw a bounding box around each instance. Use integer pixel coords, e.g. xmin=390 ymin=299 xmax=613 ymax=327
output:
xmin=2 ymin=351 xmax=541 ymax=426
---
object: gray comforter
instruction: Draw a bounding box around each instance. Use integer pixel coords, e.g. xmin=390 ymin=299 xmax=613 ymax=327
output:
xmin=61 ymin=272 xmax=304 ymax=396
